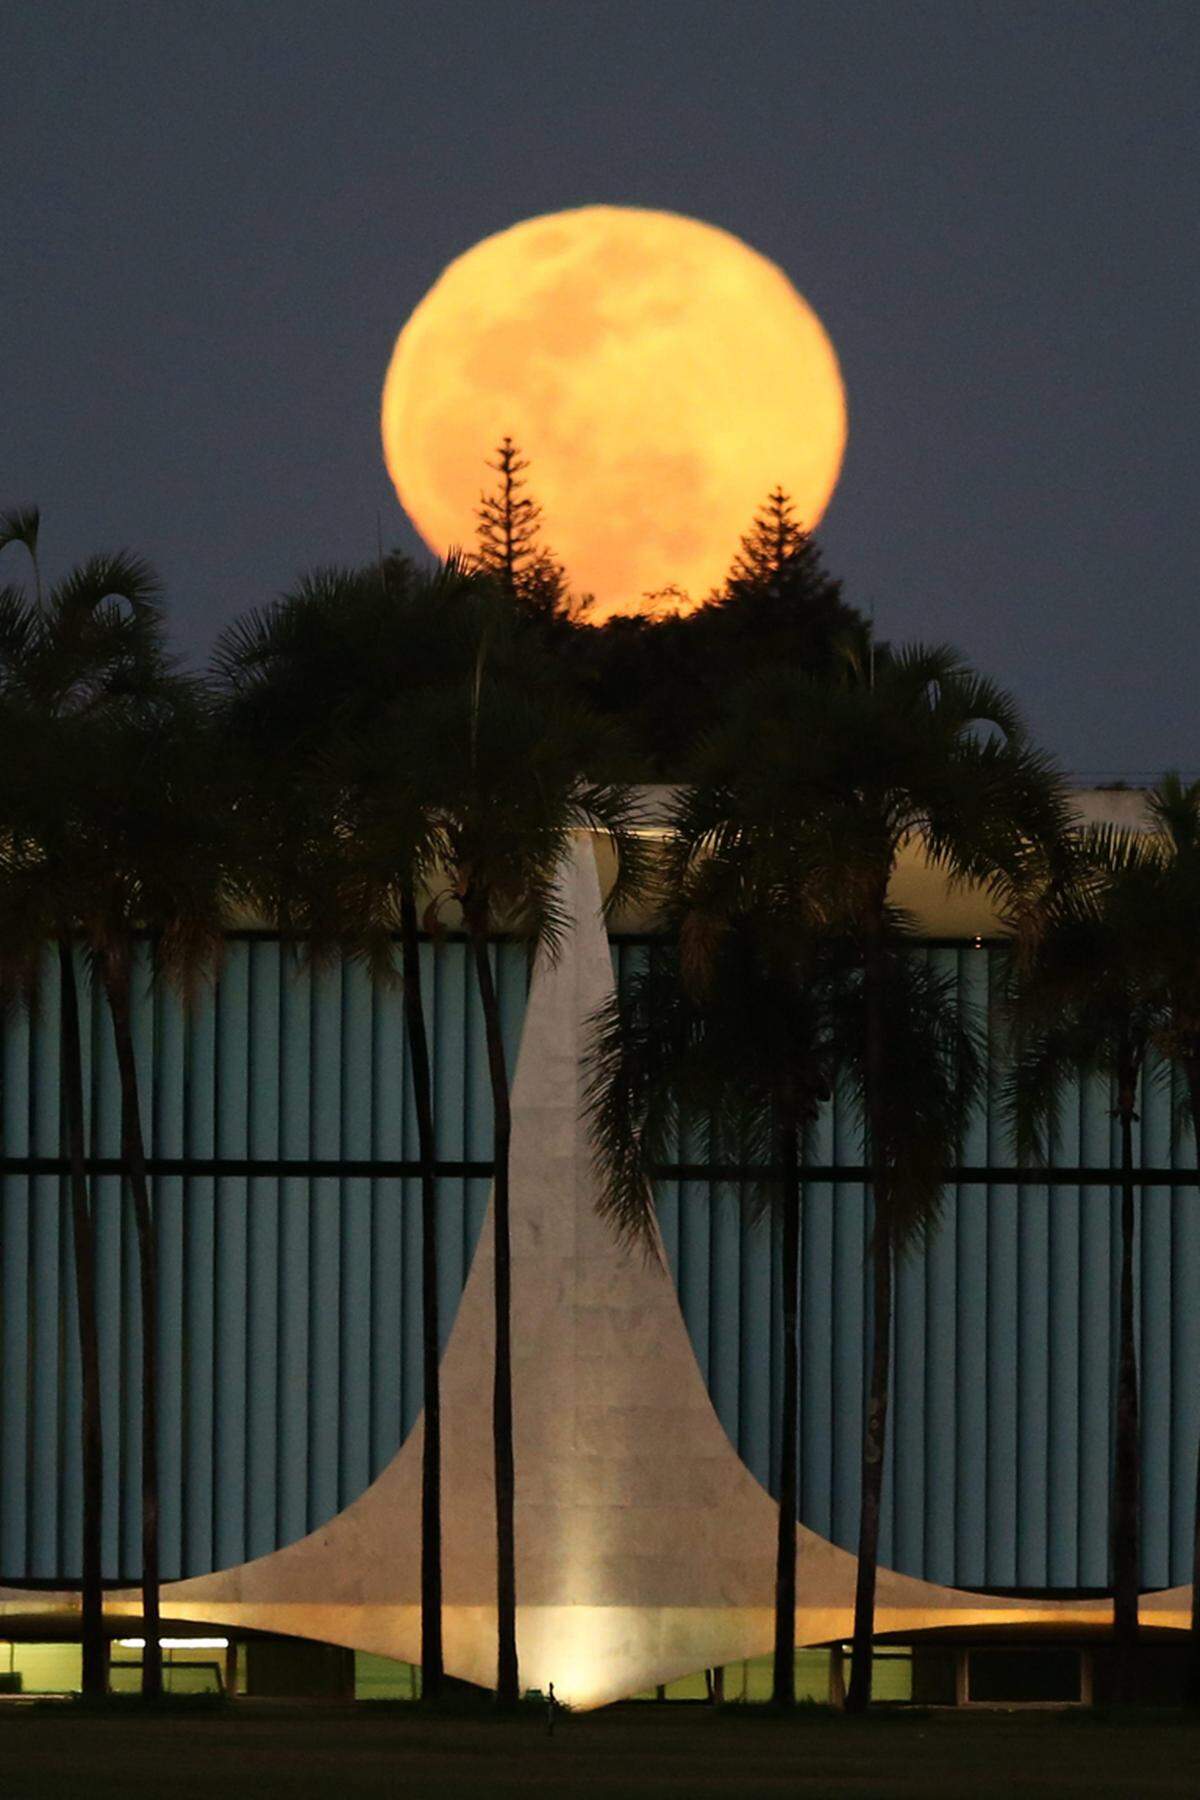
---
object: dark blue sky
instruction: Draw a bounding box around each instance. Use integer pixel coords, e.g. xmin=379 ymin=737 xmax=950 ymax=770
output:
xmin=5 ymin=1 xmax=1197 ymax=773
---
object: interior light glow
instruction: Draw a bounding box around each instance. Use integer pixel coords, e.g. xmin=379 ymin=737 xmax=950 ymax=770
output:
xmin=116 ymin=1637 xmax=229 ymax=1650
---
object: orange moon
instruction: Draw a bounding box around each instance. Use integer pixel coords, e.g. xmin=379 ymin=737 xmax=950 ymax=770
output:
xmin=381 ymin=206 xmax=847 ymax=622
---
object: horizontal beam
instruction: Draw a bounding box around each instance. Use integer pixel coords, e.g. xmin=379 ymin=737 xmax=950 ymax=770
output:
xmin=0 ymin=1156 xmax=494 ymax=1179
xmin=0 ymin=1157 xmax=1196 ymax=1186
xmin=652 ymin=1164 xmax=1200 ymax=1187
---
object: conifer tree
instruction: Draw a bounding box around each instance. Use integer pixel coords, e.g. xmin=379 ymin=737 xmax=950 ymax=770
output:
xmin=678 ymin=484 xmax=867 ymax=752
xmin=725 ymin=485 xmax=825 ymax=601
xmin=474 ymin=438 xmax=567 ymax=620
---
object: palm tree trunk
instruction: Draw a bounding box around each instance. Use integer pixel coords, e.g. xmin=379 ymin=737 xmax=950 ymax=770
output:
xmin=1185 ymin=1058 xmax=1200 ymax=1710
xmin=771 ymin=1123 xmax=801 ymax=1707
xmin=847 ymin=920 xmax=890 ymax=1716
xmin=103 ymin=955 xmax=162 ymax=1702
xmin=467 ymin=913 xmax=519 ymax=1706
xmin=400 ymin=885 xmax=443 ymax=1700
xmin=58 ymin=937 xmax=107 ymax=1699
xmin=1111 ymin=1074 xmax=1141 ymax=1703
xmin=847 ymin=1217 xmax=892 ymax=1714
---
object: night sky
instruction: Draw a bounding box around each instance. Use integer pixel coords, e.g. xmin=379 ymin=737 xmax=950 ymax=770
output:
xmin=5 ymin=2 xmax=1197 ymax=774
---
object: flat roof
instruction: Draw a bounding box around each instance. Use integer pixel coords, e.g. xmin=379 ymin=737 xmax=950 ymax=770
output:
xmin=603 ymin=786 xmax=1156 ymax=938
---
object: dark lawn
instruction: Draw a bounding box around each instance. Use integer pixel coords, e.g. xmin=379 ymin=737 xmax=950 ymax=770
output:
xmin=0 ymin=1702 xmax=1198 ymax=1799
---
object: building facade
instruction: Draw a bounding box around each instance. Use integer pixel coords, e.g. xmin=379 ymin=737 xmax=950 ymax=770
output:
xmin=0 ymin=808 xmax=1196 ymax=1703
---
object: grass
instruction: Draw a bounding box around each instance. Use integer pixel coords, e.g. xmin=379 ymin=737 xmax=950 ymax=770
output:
xmin=1 ymin=1701 xmax=1200 ymax=1798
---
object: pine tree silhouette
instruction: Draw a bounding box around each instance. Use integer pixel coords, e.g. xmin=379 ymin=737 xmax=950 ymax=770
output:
xmin=725 ymin=485 xmax=822 ymax=601
xmin=474 ymin=438 xmax=567 ymax=620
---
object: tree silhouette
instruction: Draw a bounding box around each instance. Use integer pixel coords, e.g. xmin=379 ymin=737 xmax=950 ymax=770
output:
xmin=0 ymin=509 xmax=168 ymax=1700
xmin=413 ymin=588 xmax=649 ymax=1702
xmin=725 ymin=485 xmax=822 ymax=600
xmin=1135 ymin=777 xmax=1200 ymax=1708
xmin=553 ymin=488 xmax=865 ymax=777
xmin=474 ymin=438 xmax=567 ymax=621
xmin=587 ymin=916 xmax=840 ymax=1709
xmin=1005 ymin=823 xmax=1169 ymax=1703
xmin=214 ymin=558 xmax=465 ymax=1701
xmin=671 ymin=647 xmax=1065 ymax=1713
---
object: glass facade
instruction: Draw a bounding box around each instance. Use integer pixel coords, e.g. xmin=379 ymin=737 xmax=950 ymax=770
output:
xmin=613 ymin=939 xmax=1200 ymax=1592
xmin=0 ymin=936 xmax=527 ymax=1583
xmin=1 ymin=931 xmax=1198 ymax=1596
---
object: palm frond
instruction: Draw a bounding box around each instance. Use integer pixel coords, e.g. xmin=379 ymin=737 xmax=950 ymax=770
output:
xmin=52 ymin=550 xmax=162 ymax=617
xmin=1148 ymin=771 xmax=1200 ymax=854
xmin=0 ymin=505 xmax=40 ymax=554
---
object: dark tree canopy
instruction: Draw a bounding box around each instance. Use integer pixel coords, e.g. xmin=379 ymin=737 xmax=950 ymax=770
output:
xmin=358 ymin=458 xmax=873 ymax=779
xmin=548 ymin=486 xmax=868 ymax=777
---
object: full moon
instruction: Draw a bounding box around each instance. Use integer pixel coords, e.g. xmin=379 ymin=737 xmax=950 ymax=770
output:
xmin=381 ymin=206 xmax=847 ymax=621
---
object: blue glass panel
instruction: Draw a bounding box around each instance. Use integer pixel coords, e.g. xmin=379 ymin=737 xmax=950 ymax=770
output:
xmin=641 ymin=940 xmax=1200 ymax=1592
xmin=0 ymin=937 xmax=526 ymax=1581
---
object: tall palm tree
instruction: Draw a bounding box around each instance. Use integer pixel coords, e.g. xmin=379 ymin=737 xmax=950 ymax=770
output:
xmin=1143 ymin=773 xmax=1200 ymax=1159
xmin=214 ymin=557 xmax=476 ymax=1699
xmin=586 ymin=914 xmax=837 ymax=1706
xmin=1097 ymin=776 xmax=1200 ymax=1703
xmin=3 ymin=680 xmax=226 ymax=1700
xmin=75 ymin=687 xmax=231 ymax=1700
xmin=0 ymin=517 xmax=224 ymax=1704
xmin=591 ymin=701 xmax=987 ymax=1705
xmin=840 ymin=938 xmax=985 ymax=1701
xmin=0 ymin=509 xmax=163 ymax=1698
xmin=1005 ymin=821 xmax=1169 ymax=1702
xmin=673 ymin=646 xmax=1066 ymax=1710
xmin=301 ymin=716 xmax=453 ymax=1699
xmin=589 ymin=756 xmax=850 ymax=1709
xmin=418 ymin=595 xmax=649 ymax=1703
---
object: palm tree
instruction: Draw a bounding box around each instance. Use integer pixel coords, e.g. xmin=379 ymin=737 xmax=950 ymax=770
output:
xmin=1143 ymin=773 xmax=1200 ymax=1157
xmin=296 ymin=717 xmax=452 ymax=1701
xmin=671 ymin=646 xmax=1066 ymax=1710
xmin=3 ymin=680 xmax=226 ymax=1701
xmin=586 ymin=912 xmax=838 ymax=1706
xmin=417 ymin=593 xmax=649 ymax=1703
xmin=588 ymin=677 xmax=990 ymax=1704
xmin=842 ymin=938 xmax=986 ymax=1703
xmin=588 ymin=750 xmax=848 ymax=1709
xmin=1095 ymin=776 xmax=1200 ymax=1703
xmin=214 ymin=557 xmax=477 ymax=1699
xmin=0 ymin=509 xmax=163 ymax=1698
xmin=76 ymin=687 xmax=231 ymax=1700
xmin=0 ymin=666 xmax=227 ymax=1699
xmin=1005 ymin=822 xmax=1169 ymax=1702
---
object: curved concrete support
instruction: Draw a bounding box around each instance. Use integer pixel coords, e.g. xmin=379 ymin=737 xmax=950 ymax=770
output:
xmin=3 ymin=835 xmax=1183 ymax=1704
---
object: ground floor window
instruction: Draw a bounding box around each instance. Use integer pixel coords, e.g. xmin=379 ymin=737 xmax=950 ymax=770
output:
xmin=354 ymin=1652 xmax=422 ymax=1700
xmin=0 ymin=1642 xmax=82 ymax=1694
xmin=633 ymin=1647 xmax=910 ymax=1704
